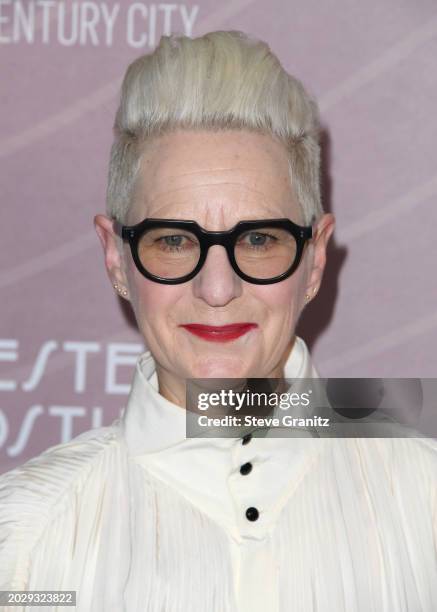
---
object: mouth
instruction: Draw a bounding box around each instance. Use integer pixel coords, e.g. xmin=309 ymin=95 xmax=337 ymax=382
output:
xmin=179 ymin=323 xmax=258 ymax=342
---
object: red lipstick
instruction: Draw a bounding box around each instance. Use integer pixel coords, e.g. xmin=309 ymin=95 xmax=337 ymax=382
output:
xmin=180 ymin=323 xmax=258 ymax=342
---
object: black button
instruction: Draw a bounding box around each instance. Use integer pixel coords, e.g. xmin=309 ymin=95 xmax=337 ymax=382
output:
xmin=240 ymin=462 xmax=253 ymax=475
xmin=245 ymin=507 xmax=259 ymax=521
xmin=241 ymin=433 xmax=252 ymax=445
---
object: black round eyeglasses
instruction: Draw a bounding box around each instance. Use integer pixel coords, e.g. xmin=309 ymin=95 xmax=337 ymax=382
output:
xmin=112 ymin=217 xmax=313 ymax=285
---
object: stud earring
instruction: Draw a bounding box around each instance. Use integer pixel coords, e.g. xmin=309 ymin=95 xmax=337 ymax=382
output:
xmin=305 ymin=287 xmax=318 ymax=301
xmin=113 ymin=283 xmax=128 ymax=298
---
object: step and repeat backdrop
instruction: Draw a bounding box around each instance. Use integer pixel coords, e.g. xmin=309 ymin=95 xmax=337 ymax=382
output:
xmin=1 ymin=0 xmax=437 ymax=473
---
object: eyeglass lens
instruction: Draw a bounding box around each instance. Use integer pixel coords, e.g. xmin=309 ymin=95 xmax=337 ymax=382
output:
xmin=137 ymin=226 xmax=298 ymax=280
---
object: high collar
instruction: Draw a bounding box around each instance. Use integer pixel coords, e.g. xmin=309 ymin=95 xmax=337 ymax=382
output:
xmin=120 ymin=336 xmax=320 ymax=455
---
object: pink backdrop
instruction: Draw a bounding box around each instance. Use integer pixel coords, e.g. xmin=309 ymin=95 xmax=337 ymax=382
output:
xmin=1 ymin=0 xmax=436 ymax=473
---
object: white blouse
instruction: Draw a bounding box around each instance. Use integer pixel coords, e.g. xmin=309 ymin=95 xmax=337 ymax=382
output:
xmin=1 ymin=336 xmax=437 ymax=611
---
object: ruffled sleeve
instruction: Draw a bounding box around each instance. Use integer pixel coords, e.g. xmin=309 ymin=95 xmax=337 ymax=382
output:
xmin=0 ymin=423 xmax=129 ymax=609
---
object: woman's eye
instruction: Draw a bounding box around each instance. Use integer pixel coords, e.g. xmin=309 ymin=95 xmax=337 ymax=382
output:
xmin=156 ymin=235 xmax=196 ymax=250
xmin=250 ymin=233 xmax=267 ymax=245
xmin=162 ymin=235 xmax=184 ymax=247
xmin=240 ymin=232 xmax=275 ymax=247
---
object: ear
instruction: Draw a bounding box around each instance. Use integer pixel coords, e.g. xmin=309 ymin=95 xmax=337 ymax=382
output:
xmin=304 ymin=213 xmax=335 ymax=302
xmin=93 ymin=214 xmax=130 ymax=301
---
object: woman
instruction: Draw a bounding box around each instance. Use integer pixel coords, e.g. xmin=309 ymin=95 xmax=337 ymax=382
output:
xmin=1 ymin=30 xmax=437 ymax=612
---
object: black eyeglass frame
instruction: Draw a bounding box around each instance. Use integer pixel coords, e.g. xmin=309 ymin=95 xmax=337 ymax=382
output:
xmin=112 ymin=217 xmax=313 ymax=285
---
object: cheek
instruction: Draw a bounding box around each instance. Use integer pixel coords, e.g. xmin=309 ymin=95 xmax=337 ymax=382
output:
xmin=136 ymin=281 xmax=167 ymax=314
xmin=130 ymin=266 xmax=186 ymax=324
xmin=125 ymin=259 xmax=165 ymax=317
xmin=137 ymin=283 xmax=176 ymax=315
xmin=252 ymin=273 xmax=305 ymax=312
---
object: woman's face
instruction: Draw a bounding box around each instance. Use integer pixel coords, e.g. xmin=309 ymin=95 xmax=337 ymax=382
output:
xmin=95 ymin=129 xmax=334 ymax=404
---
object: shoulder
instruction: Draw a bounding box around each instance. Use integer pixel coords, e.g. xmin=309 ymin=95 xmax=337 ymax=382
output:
xmin=351 ymin=436 xmax=437 ymax=505
xmin=0 ymin=419 xmax=123 ymax=492
xmin=377 ymin=435 xmax=437 ymax=473
xmin=352 ymin=434 xmax=437 ymax=471
xmin=0 ymin=419 xmax=124 ymax=588
xmin=390 ymin=435 xmax=437 ymax=492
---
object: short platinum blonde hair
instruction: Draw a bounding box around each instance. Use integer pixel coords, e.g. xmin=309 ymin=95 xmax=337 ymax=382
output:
xmin=107 ymin=30 xmax=323 ymax=238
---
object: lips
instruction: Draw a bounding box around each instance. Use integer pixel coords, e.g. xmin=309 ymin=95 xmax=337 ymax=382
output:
xmin=180 ymin=323 xmax=258 ymax=342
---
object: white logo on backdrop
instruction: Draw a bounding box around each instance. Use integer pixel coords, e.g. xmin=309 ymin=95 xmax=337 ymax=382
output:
xmin=0 ymin=2 xmax=200 ymax=47
xmin=0 ymin=339 xmax=144 ymax=459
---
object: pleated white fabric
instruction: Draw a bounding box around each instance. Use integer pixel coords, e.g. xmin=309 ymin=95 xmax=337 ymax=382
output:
xmin=0 ymin=336 xmax=436 ymax=612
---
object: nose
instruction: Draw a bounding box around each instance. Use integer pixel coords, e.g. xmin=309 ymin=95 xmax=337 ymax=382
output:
xmin=192 ymin=245 xmax=242 ymax=306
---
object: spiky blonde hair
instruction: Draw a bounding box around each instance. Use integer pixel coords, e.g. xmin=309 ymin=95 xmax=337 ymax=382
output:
xmin=106 ymin=30 xmax=323 ymax=242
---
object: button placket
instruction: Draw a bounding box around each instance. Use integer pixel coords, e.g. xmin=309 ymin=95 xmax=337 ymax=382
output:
xmin=245 ymin=506 xmax=259 ymax=521
xmin=240 ymin=461 xmax=253 ymax=475
xmin=241 ymin=432 xmax=252 ymax=445
xmin=232 ymin=433 xmax=264 ymax=528
xmin=239 ymin=454 xmax=257 ymax=521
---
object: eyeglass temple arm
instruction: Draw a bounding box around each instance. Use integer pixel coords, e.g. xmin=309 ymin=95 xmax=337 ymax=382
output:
xmin=112 ymin=218 xmax=125 ymax=239
xmin=309 ymin=214 xmax=318 ymax=240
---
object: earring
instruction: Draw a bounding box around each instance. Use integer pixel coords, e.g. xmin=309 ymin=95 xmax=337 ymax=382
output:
xmin=113 ymin=283 xmax=128 ymax=298
xmin=305 ymin=287 xmax=318 ymax=301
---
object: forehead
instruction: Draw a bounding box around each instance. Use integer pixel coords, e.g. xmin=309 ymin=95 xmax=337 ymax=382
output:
xmin=131 ymin=129 xmax=301 ymax=224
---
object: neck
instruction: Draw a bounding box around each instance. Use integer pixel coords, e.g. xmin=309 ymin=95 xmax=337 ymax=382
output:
xmin=156 ymin=335 xmax=296 ymax=409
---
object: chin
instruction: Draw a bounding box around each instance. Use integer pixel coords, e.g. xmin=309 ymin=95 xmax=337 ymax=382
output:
xmin=188 ymin=356 xmax=249 ymax=379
